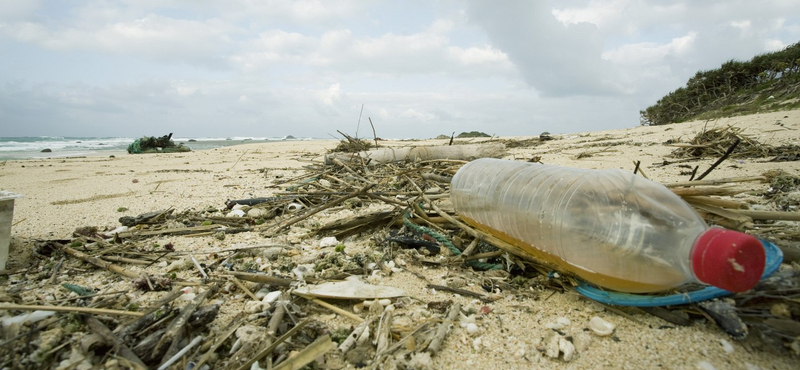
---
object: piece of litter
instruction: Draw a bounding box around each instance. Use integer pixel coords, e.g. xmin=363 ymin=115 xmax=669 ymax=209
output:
xmin=294 ymin=279 xmax=406 ymax=299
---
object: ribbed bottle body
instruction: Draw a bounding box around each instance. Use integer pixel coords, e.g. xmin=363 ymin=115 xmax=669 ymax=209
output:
xmin=451 ymin=158 xmax=708 ymax=293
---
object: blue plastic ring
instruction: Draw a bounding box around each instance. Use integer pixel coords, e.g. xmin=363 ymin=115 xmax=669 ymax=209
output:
xmin=574 ymin=239 xmax=783 ymax=307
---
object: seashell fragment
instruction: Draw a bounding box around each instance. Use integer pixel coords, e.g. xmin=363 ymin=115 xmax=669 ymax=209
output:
xmin=544 ymin=331 xmax=560 ymax=359
xmin=264 ymin=291 xmax=282 ymax=303
xmin=589 ymin=316 xmax=615 ymax=336
xmin=559 ymin=337 xmax=575 ymax=362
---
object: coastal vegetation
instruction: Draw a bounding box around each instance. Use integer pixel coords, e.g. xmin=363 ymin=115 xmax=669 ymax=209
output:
xmin=640 ymin=42 xmax=800 ymax=126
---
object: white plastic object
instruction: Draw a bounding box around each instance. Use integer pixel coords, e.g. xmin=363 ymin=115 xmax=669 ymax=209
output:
xmin=451 ymin=159 xmax=764 ymax=293
xmin=0 ymin=191 xmax=23 ymax=270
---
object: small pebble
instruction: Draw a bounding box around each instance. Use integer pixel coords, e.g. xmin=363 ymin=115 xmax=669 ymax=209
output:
xmin=465 ymin=323 xmax=479 ymax=335
xmin=720 ymin=339 xmax=735 ymax=354
xmin=472 ymin=336 xmax=482 ymax=351
xmin=378 ymin=298 xmax=392 ymax=307
xmin=255 ymin=288 xmax=270 ymax=300
xmin=319 ymin=236 xmax=338 ymax=248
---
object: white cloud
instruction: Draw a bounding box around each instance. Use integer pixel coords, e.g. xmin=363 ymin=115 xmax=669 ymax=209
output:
xmin=400 ymin=108 xmax=437 ymax=122
xmin=447 ymin=45 xmax=510 ymax=66
xmin=1 ymin=14 xmax=237 ymax=65
xmin=0 ymin=0 xmax=41 ymax=21
xmin=465 ymin=0 xmax=620 ymax=96
xmin=764 ymin=39 xmax=787 ymax=51
xmin=318 ymin=83 xmax=342 ymax=106
xmin=552 ymin=0 xmax=629 ymax=28
xmin=1 ymin=1 xmax=799 ymax=140
xmin=602 ymin=33 xmax=697 ymax=66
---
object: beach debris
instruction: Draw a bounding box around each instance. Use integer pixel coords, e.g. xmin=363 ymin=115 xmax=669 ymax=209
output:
xmin=294 ymin=277 xmax=406 ymax=300
xmin=426 ymin=302 xmax=461 ymax=355
xmin=699 ymin=299 xmax=749 ymax=339
xmin=588 ymin=316 xmax=616 ymax=336
xmin=127 ymin=133 xmax=190 ymax=154
xmin=8 ymin=128 xmax=800 ymax=369
xmin=324 ymin=142 xmax=507 ymax=165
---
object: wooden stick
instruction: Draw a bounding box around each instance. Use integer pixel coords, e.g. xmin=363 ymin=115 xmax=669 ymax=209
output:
xmin=737 ymin=209 xmax=800 ymax=221
xmin=463 ymin=250 xmax=504 ymax=261
xmin=84 ymin=315 xmax=148 ymax=370
xmin=665 ymin=176 xmax=766 ymax=187
xmin=99 ymin=255 xmax=153 ymax=265
xmin=267 ymin=304 xmax=286 ymax=337
xmin=426 ymin=284 xmax=494 ymax=302
xmin=339 ymin=317 xmax=375 ymax=354
xmin=116 ymin=224 xmax=221 ymax=238
xmin=157 ymin=335 xmax=204 ymax=370
xmin=377 ymin=321 xmax=431 ymax=357
xmin=293 ymin=292 xmax=364 ymax=323
xmin=225 ymin=271 xmax=293 ymax=286
xmin=422 ymin=196 xmax=532 ymax=259
xmin=61 ymin=245 xmax=141 ymax=279
xmin=670 ymin=187 xmax=744 ymax=197
xmin=0 ymin=304 xmax=143 ymax=317
xmin=194 ymin=314 xmax=243 ymax=369
xmin=231 ymin=277 xmax=259 ymax=301
xmin=426 ymin=303 xmax=461 ymax=355
xmin=375 ymin=306 xmax=394 ymax=354
xmin=691 ymin=203 xmax=754 ymax=230
xmin=369 ymin=117 xmax=379 ymax=148
xmin=461 ymin=236 xmax=481 ymax=257
xmin=272 ymin=334 xmax=334 ymax=370
xmin=332 ymin=157 xmax=374 ymax=185
xmin=695 ymin=138 xmax=740 ymax=181
xmin=233 ymin=319 xmax=311 ymax=370
xmin=261 ymin=183 xmax=377 ymax=233
xmin=191 ymin=254 xmax=209 ymax=280
xmin=683 ymin=196 xmax=750 ymax=209
xmin=155 ymin=284 xmax=218 ymax=359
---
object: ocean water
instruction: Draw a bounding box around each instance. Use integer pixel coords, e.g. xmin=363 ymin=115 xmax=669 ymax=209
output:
xmin=0 ymin=136 xmax=313 ymax=160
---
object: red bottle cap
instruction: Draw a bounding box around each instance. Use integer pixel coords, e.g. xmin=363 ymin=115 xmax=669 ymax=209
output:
xmin=692 ymin=228 xmax=765 ymax=292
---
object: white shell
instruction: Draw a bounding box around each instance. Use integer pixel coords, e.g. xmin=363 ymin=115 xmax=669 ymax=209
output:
xmin=559 ymin=337 xmax=575 ymax=362
xmin=589 ymin=316 xmax=615 ymax=336
xmin=264 ymin=291 xmax=282 ymax=303
xmin=294 ymin=279 xmax=406 ymax=299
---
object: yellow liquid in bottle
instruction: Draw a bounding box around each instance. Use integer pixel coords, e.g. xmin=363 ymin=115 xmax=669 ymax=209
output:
xmin=460 ymin=216 xmax=688 ymax=293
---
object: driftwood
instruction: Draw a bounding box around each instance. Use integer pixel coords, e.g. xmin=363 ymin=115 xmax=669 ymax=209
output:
xmin=61 ymin=244 xmax=141 ymax=279
xmin=84 ymin=315 xmax=148 ymax=370
xmin=325 ymin=143 xmax=507 ymax=165
xmin=426 ymin=302 xmax=461 ymax=355
xmin=0 ymin=304 xmax=144 ymax=317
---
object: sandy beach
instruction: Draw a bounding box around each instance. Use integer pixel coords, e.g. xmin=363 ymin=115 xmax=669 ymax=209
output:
xmin=2 ymin=110 xmax=800 ymax=369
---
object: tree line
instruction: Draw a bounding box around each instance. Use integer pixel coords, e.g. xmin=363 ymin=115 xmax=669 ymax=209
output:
xmin=640 ymin=41 xmax=800 ymax=126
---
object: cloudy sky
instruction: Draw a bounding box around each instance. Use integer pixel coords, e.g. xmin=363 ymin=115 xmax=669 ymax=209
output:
xmin=1 ymin=1 xmax=798 ymax=139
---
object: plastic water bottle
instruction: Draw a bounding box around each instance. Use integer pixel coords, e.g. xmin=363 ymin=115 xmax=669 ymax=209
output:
xmin=450 ymin=158 xmax=765 ymax=293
